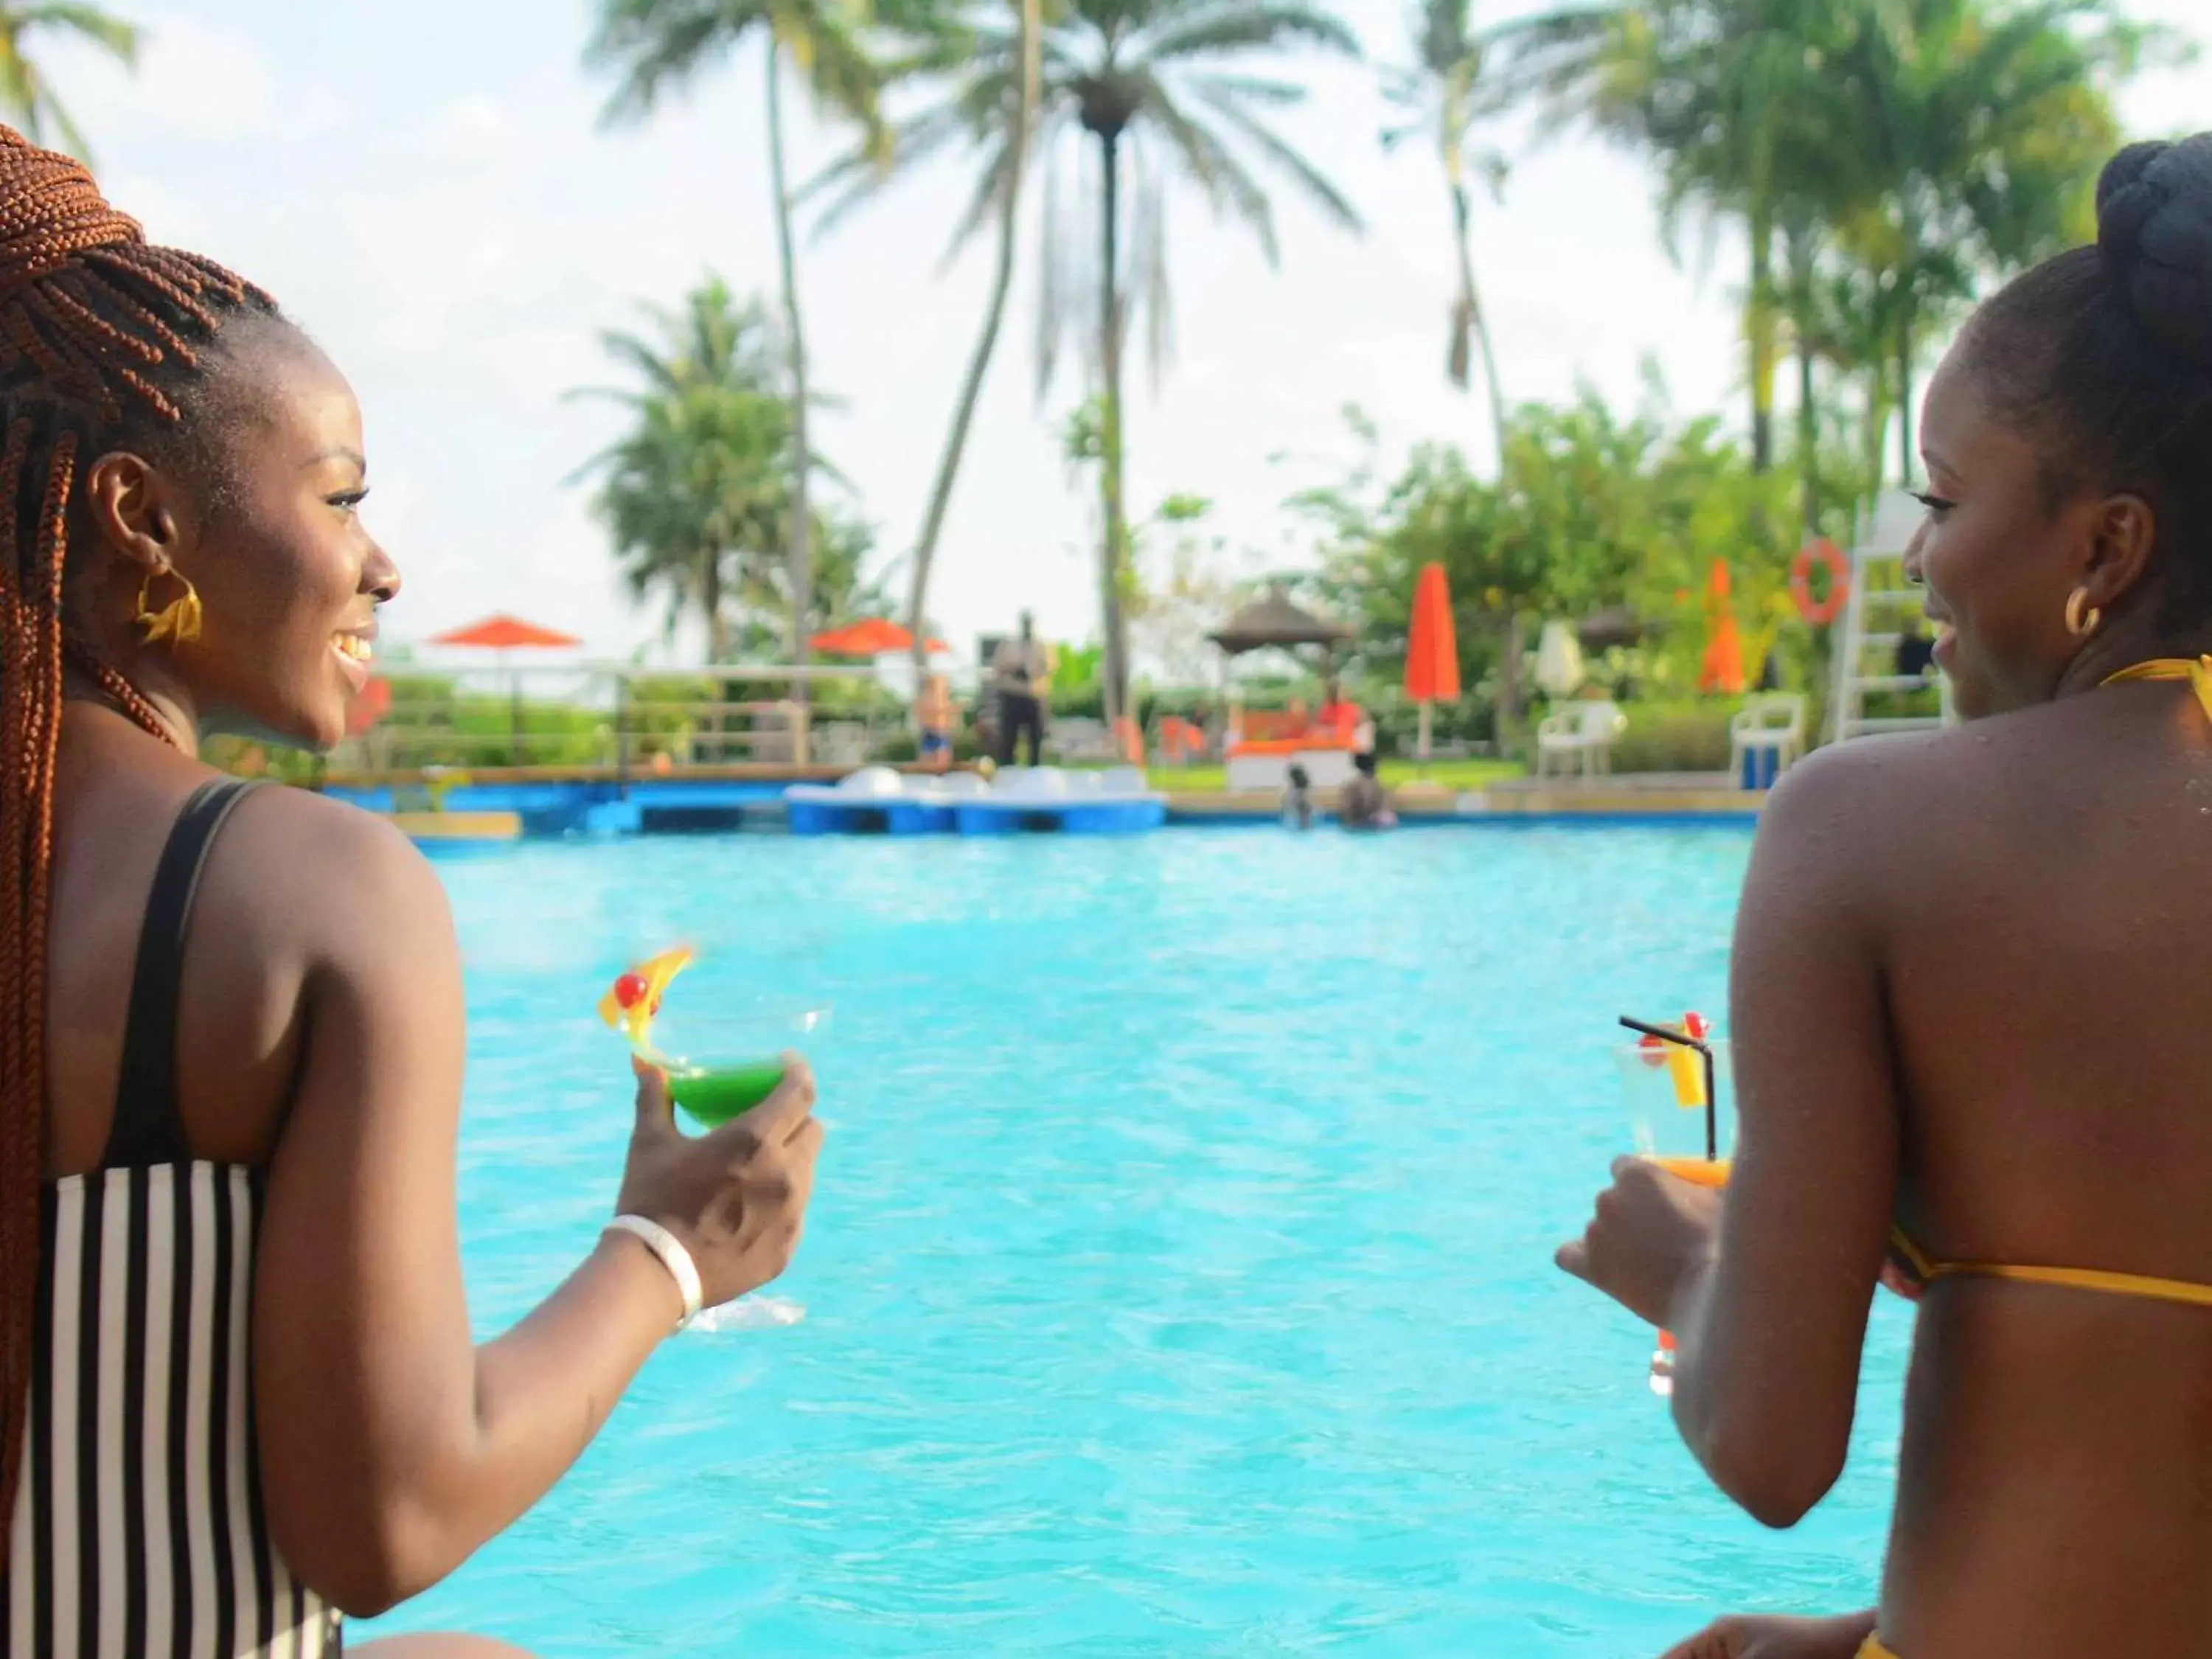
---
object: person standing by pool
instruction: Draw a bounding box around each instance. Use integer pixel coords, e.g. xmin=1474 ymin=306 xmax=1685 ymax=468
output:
xmin=0 ymin=129 xmax=823 ymax=1655
xmin=991 ymin=611 xmax=1051 ymax=767
xmin=1560 ymin=133 xmax=2212 ymax=1659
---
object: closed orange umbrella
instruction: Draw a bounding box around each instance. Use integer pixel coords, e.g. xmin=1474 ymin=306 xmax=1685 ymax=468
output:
xmin=1405 ymin=563 xmax=1461 ymax=761
xmin=811 ymin=618 xmax=950 ymax=656
xmin=1697 ymin=560 xmax=1747 ymax=695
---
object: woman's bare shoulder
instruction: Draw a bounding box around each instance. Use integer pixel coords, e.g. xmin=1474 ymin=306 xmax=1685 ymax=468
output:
xmin=214 ymin=785 xmax=455 ymax=967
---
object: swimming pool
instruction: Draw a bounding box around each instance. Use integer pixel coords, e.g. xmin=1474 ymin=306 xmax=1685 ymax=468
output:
xmin=360 ymin=827 xmax=1909 ymax=1655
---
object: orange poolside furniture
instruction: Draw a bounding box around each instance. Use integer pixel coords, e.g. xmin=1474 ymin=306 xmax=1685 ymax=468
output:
xmin=1225 ymin=709 xmax=1360 ymax=791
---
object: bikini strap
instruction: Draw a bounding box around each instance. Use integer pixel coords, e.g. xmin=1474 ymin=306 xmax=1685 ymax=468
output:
xmin=2102 ymin=655 xmax=2212 ymax=722
xmin=104 ymin=779 xmax=263 ymax=1168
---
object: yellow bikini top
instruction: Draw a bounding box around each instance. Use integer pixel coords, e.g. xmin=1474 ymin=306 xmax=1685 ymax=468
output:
xmin=2102 ymin=654 xmax=2212 ymax=721
xmin=1889 ymin=658 xmax=2212 ymax=1307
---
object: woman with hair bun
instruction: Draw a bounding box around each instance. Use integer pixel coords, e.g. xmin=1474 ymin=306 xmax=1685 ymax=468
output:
xmin=0 ymin=129 xmax=824 ymax=1653
xmin=1561 ymin=133 xmax=2212 ymax=1659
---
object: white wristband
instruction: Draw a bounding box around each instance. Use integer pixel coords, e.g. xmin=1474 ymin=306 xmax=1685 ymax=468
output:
xmin=606 ymin=1214 xmax=703 ymax=1332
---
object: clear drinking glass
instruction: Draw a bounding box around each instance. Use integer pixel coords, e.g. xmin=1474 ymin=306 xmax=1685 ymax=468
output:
xmin=1613 ymin=1018 xmax=1733 ymax=1396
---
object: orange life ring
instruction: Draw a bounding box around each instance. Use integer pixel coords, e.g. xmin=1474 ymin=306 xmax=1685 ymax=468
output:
xmin=1790 ymin=538 xmax=1850 ymax=626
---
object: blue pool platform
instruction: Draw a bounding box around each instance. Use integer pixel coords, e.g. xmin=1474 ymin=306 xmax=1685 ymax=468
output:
xmin=785 ymin=768 xmax=1170 ymax=837
xmin=319 ymin=768 xmax=1766 ymax=844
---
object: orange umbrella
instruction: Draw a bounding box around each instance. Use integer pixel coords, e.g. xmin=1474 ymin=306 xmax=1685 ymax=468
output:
xmin=810 ymin=618 xmax=950 ymax=656
xmin=431 ymin=613 xmax=582 ymax=650
xmin=429 ymin=614 xmax=583 ymax=756
xmin=1404 ymin=562 xmax=1461 ymax=761
xmin=1697 ymin=560 xmax=1747 ymax=695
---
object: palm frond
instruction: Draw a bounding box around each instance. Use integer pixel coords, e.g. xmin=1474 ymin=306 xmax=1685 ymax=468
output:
xmin=21 ymin=4 xmax=136 ymax=63
xmin=802 ymin=97 xmax=985 ymax=237
xmin=587 ymin=0 xmax=762 ymax=125
xmin=1135 ymin=0 xmax=1360 ymax=67
xmin=1189 ymin=86 xmax=1362 ymax=234
xmin=1186 ymin=71 xmax=1304 ymax=105
xmin=940 ymin=127 xmax=1022 ymax=268
xmin=1141 ymin=76 xmax=1276 ymax=261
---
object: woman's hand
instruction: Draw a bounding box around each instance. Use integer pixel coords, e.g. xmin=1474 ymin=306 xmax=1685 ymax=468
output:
xmin=1658 ymin=1611 xmax=1879 ymax=1659
xmin=616 ymin=1055 xmax=825 ymax=1309
xmin=1556 ymin=1155 xmax=1722 ymax=1328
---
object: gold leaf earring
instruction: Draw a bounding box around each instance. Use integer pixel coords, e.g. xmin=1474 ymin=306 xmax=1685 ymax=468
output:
xmin=135 ymin=565 xmax=202 ymax=647
xmin=2064 ymin=587 xmax=2101 ymax=639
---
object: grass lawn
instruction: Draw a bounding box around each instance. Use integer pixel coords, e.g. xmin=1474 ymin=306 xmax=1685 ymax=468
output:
xmin=1146 ymin=758 xmax=1524 ymax=793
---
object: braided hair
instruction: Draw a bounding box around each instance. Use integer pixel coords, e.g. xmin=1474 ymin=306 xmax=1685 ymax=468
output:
xmin=0 ymin=125 xmax=279 ymax=1525
xmin=1962 ymin=133 xmax=2212 ymax=620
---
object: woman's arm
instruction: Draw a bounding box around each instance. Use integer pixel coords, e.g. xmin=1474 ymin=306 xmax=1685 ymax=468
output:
xmin=251 ymin=808 xmax=820 ymax=1615
xmin=1658 ymin=1610 xmax=1880 ymax=1659
xmin=1563 ymin=751 xmax=1901 ymax=1526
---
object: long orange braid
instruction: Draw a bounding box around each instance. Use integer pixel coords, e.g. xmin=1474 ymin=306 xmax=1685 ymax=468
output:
xmin=0 ymin=125 xmax=274 ymax=1530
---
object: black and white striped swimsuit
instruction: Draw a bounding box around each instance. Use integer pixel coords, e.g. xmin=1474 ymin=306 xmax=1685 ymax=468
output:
xmin=4 ymin=779 xmax=339 ymax=1655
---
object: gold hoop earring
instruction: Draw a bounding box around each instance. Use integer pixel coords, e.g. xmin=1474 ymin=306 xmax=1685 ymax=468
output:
xmin=2065 ymin=588 xmax=2101 ymax=639
xmin=134 ymin=565 xmax=202 ymax=647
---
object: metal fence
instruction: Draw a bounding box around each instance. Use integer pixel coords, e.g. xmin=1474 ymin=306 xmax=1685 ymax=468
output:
xmin=330 ymin=661 xmax=894 ymax=779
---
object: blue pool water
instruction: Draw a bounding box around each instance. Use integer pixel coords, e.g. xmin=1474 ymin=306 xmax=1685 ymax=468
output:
xmin=361 ymin=827 xmax=1909 ymax=1655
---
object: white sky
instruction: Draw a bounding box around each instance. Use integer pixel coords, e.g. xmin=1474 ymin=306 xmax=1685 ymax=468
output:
xmin=39 ymin=0 xmax=2211 ymax=666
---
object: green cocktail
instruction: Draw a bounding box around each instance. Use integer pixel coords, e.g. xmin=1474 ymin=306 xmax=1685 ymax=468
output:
xmin=667 ymin=1057 xmax=790 ymax=1127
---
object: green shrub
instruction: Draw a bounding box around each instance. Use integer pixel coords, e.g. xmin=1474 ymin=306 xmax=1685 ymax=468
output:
xmin=1611 ymin=698 xmax=1733 ymax=773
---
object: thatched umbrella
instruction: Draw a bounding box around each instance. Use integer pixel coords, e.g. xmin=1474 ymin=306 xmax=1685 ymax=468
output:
xmin=1208 ymin=585 xmax=1352 ymax=658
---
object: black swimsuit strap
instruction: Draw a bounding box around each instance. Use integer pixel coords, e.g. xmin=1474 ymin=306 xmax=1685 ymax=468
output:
xmin=104 ymin=779 xmax=262 ymax=1168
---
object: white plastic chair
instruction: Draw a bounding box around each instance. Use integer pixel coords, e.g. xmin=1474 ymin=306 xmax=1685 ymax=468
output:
xmin=1728 ymin=695 xmax=1807 ymax=789
xmin=1534 ymin=700 xmax=1627 ymax=780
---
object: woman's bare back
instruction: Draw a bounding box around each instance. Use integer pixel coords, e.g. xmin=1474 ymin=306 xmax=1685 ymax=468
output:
xmin=1863 ymin=686 xmax=2212 ymax=1652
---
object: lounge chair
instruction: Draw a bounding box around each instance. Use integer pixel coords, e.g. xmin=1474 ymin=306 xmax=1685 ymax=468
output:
xmin=1534 ymin=699 xmax=1627 ymax=780
xmin=1728 ymin=695 xmax=1807 ymax=790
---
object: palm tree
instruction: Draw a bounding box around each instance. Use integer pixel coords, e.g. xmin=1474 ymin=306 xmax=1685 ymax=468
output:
xmin=1824 ymin=0 xmax=2140 ymax=481
xmin=572 ymin=279 xmax=797 ymax=660
xmin=1533 ymin=0 xmax=1860 ymax=474
xmin=0 ymin=2 xmax=138 ymax=159
xmin=587 ymin=0 xmax=885 ymax=681
xmin=821 ymin=0 xmax=1043 ymax=686
xmin=813 ymin=0 xmax=1364 ymax=726
xmin=1379 ymin=0 xmax=1612 ymax=476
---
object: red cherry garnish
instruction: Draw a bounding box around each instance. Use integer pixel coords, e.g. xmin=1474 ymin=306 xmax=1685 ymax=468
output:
xmin=613 ymin=973 xmax=647 ymax=1010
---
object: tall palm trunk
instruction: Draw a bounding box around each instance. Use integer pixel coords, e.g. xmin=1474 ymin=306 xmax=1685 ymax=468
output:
xmin=1449 ymin=178 xmax=1510 ymax=478
xmin=1895 ymin=312 xmax=1916 ymax=486
xmin=703 ymin=545 xmax=728 ymax=661
xmin=1746 ymin=192 xmax=1777 ymax=473
xmin=767 ymin=41 xmax=815 ymax=692
xmin=1787 ymin=225 xmax=1819 ymax=535
xmin=906 ymin=0 xmax=1040 ymax=682
xmin=1096 ymin=126 xmax=1131 ymax=730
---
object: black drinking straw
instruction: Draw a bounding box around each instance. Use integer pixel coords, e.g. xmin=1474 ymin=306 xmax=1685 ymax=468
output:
xmin=1619 ymin=1015 xmax=1719 ymax=1161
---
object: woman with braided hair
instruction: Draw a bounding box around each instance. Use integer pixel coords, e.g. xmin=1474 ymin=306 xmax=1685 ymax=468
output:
xmin=0 ymin=130 xmax=825 ymax=1654
xmin=1557 ymin=132 xmax=2212 ymax=1659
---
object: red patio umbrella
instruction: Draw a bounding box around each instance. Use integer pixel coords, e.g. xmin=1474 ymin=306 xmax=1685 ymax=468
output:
xmin=810 ymin=618 xmax=950 ymax=657
xmin=1404 ymin=563 xmax=1461 ymax=762
xmin=429 ymin=613 xmax=584 ymax=756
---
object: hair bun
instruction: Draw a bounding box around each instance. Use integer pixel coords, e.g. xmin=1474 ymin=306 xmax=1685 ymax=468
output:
xmin=2098 ymin=133 xmax=2212 ymax=371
